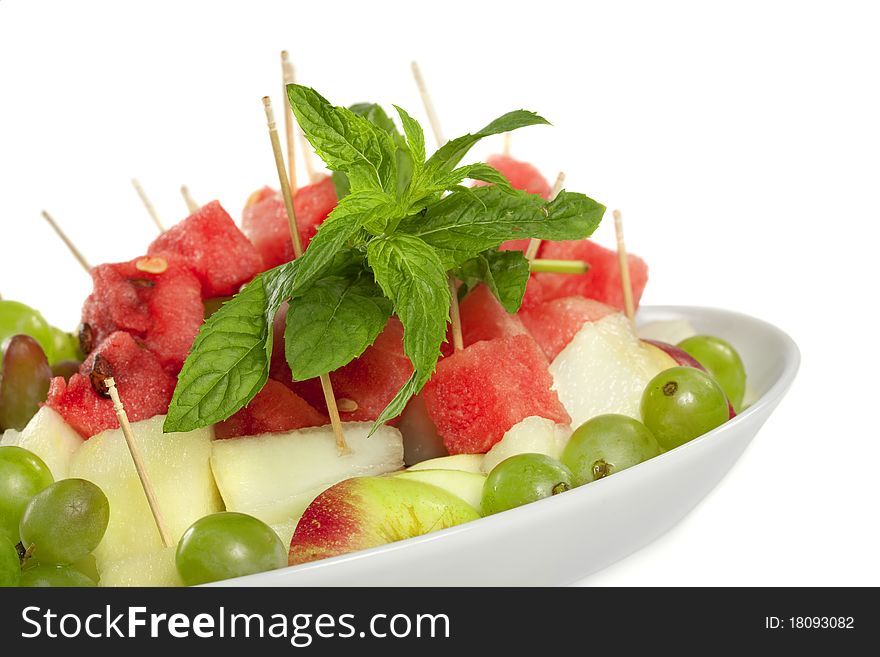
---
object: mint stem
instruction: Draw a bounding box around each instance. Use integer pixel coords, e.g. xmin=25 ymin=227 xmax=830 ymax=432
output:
xmin=530 ymin=259 xmax=590 ymax=274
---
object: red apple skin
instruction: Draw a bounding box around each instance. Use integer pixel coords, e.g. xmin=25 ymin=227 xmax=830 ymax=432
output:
xmin=288 ymin=476 xmax=480 ymax=566
xmin=644 ymin=339 xmax=736 ymax=419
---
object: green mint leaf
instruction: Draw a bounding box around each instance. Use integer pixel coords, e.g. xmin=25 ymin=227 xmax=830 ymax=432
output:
xmin=422 ymin=110 xmax=549 ymax=180
xmin=282 ymin=190 xmax=394 ymax=305
xmin=392 ymin=104 xmax=426 ymax=167
xmin=366 ymin=234 xmax=450 ymax=422
xmin=164 ymin=273 xmax=276 ymax=432
xmin=399 ymin=186 xmax=605 ymax=269
xmin=456 ymin=249 xmax=531 ymax=313
xmin=415 ymin=163 xmax=515 ymax=203
xmin=285 ymin=271 xmax=392 ymax=381
xmin=287 ymin=85 xmax=398 ymax=194
xmin=371 ymin=371 xmax=421 ymax=431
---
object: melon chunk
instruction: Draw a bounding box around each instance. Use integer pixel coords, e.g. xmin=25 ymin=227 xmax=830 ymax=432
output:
xmin=423 ymin=334 xmax=570 ymax=455
xmin=1 ymin=407 xmax=82 ymax=479
xmin=407 ymin=454 xmax=484 ymax=473
xmin=550 ymin=313 xmax=676 ymax=428
xmin=536 ymin=240 xmax=648 ymax=313
xmin=481 ymin=416 xmax=573 ymax=474
xmin=209 ymin=422 xmax=404 ymax=527
xmin=68 ymin=415 xmax=220 ymax=567
xmin=148 ymin=200 xmax=263 ymax=297
xmin=98 ymin=547 xmax=182 ymax=587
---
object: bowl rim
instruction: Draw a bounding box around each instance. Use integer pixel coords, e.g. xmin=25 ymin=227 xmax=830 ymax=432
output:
xmin=205 ymin=304 xmax=800 ymax=586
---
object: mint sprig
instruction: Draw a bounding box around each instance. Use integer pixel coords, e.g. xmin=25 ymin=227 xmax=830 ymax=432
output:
xmin=164 ymin=85 xmax=605 ymax=434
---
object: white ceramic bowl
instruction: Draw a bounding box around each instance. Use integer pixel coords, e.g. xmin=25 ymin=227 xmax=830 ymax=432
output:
xmin=214 ymin=305 xmax=799 ymax=586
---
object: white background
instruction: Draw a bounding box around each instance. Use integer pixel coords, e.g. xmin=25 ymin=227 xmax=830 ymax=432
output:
xmin=1 ymin=0 xmax=877 ymax=585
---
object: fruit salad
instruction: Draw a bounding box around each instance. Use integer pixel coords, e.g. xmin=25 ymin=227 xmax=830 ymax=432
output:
xmin=0 ymin=82 xmax=748 ymax=587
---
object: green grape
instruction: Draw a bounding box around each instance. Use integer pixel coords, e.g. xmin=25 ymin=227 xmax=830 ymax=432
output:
xmin=0 ymin=300 xmax=54 ymax=361
xmin=176 ymin=512 xmax=287 ymax=586
xmin=561 ymin=414 xmax=662 ymax=486
xmin=0 ymin=335 xmax=53 ymax=431
xmin=0 ymin=534 xmax=20 ymax=587
xmin=19 ymin=564 xmax=95 ymax=587
xmin=677 ymin=335 xmax=746 ymax=411
xmin=49 ymin=326 xmax=82 ymax=364
xmin=481 ymin=453 xmax=574 ymax=515
xmin=0 ymin=446 xmax=53 ymax=543
xmin=19 ymin=478 xmax=110 ymax=565
xmin=640 ymin=367 xmax=729 ymax=450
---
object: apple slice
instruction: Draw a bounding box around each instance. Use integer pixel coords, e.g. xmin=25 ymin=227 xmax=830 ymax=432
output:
xmin=210 ymin=422 xmax=404 ymax=527
xmin=68 ymin=415 xmax=221 ymax=567
xmin=98 ymin=546 xmax=182 ymax=587
xmin=550 ymin=313 xmax=677 ymax=428
xmin=289 ymin=476 xmax=480 ymax=565
xmin=481 ymin=416 xmax=572 ymax=474
xmin=393 ymin=469 xmax=486 ymax=512
xmin=407 ymin=453 xmax=484 ymax=473
xmin=1 ymin=407 xmax=83 ymax=480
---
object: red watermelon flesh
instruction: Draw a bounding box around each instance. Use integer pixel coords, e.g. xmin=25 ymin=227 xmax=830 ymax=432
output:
xmin=459 ymin=284 xmax=528 ymax=347
xmin=519 ymin=297 xmax=615 ymax=360
xmin=422 ymin=334 xmax=570 ymax=454
xmin=148 ymin=200 xmax=262 ymax=297
xmin=242 ymin=176 xmax=337 ymax=269
xmin=45 ymin=331 xmax=176 ymax=438
xmin=283 ymin=317 xmax=414 ymax=424
xmin=81 ymin=256 xmax=204 ymax=373
xmin=215 ymin=379 xmax=327 ymax=439
xmin=535 ymin=240 xmax=649 ymax=313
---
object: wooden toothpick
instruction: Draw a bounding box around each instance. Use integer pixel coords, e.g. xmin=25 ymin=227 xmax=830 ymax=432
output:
xmin=106 ymin=377 xmax=173 ymax=548
xmin=40 ymin=210 xmax=91 ymax=273
xmin=524 ymin=171 xmax=566 ymax=261
xmin=263 ymin=96 xmax=349 ymax=455
xmin=410 ymin=62 xmax=465 ymax=352
xmin=613 ymin=209 xmax=636 ymax=322
xmin=502 ymin=132 xmax=512 ymax=157
xmin=131 ymin=179 xmax=165 ymax=233
xmin=284 ymin=61 xmax=320 ymax=183
xmin=410 ymin=61 xmax=445 ymax=147
xmin=263 ymin=97 xmax=304 ymax=258
xmin=280 ymin=51 xmax=299 ymax=195
xmin=180 ymin=185 xmax=199 ymax=213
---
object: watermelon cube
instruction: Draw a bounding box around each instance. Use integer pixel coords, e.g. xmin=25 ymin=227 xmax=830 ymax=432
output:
xmin=148 ymin=200 xmax=262 ymax=297
xmin=215 ymin=380 xmax=327 ymax=439
xmin=45 ymin=331 xmax=176 ymax=438
xmin=280 ymin=317 xmax=414 ymax=424
xmin=80 ymin=255 xmax=204 ymax=372
xmin=535 ymin=240 xmax=649 ymax=313
xmin=519 ymin=297 xmax=614 ymax=360
xmin=241 ymin=176 xmax=337 ymax=269
xmin=459 ymin=284 xmax=528 ymax=347
xmin=422 ymin=334 xmax=570 ymax=454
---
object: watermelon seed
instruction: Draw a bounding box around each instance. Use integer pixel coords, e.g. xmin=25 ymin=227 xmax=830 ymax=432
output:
xmin=89 ymin=354 xmax=114 ymax=398
xmin=336 ymin=398 xmax=359 ymax=413
xmin=127 ymin=277 xmax=156 ymax=288
xmin=135 ymin=255 xmax=168 ymax=274
xmin=78 ymin=322 xmax=95 ymax=354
